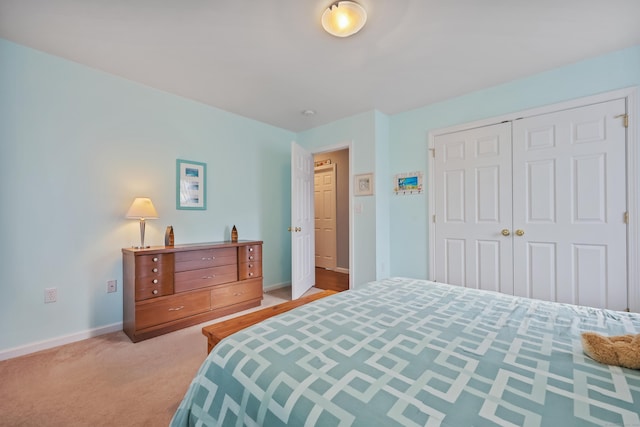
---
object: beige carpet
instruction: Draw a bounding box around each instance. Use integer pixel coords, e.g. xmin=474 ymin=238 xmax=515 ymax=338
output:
xmin=0 ymin=286 xmax=315 ymax=427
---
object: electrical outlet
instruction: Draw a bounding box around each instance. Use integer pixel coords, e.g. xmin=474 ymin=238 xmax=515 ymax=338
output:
xmin=107 ymin=279 xmax=117 ymax=293
xmin=44 ymin=287 xmax=57 ymax=303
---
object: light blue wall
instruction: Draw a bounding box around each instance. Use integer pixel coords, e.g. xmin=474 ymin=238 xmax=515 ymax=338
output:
xmin=2 ymin=36 xmax=638 ymax=355
xmin=0 ymin=39 xmax=294 ymax=352
xmin=388 ymin=45 xmax=640 ymax=279
xmin=374 ymin=111 xmax=391 ymax=279
xmin=296 ymin=111 xmax=379 ymax=288
xmin=296 ymin=110 xmax=392 ymax=286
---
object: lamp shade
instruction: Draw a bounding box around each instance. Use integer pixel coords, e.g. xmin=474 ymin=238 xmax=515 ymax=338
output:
xmin=322 ymin=1 xmax=367 ymax=37
xmin=126 ymin=197 xmax=159 ymax=219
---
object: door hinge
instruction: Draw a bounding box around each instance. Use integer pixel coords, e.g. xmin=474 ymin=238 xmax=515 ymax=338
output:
xmin=429 ymin=148 xmax=435 ymax=158
xmin=624 ymin=211 xmax=629 ymax=224
xmin=614 ymin=114 xmax=629 ymax=128
xmin=432 ymin=214 xmax=436 ymax=223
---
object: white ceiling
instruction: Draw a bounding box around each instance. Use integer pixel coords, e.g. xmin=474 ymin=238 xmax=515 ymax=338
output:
xmin=1 ymin=0 xmax=639 ymax=132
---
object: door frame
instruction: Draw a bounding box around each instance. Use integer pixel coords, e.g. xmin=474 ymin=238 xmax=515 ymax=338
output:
xmin=427 ymin=87 xmax=639 ymax=311
xmin=300 ymin=141 xmax=353 ymax=290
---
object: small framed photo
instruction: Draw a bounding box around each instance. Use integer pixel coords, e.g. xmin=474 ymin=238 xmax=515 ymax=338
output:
xmin=354 ymin=173 xmax=374 ymax=196
xmin=176 ymin=159 xmax=206 ymax=210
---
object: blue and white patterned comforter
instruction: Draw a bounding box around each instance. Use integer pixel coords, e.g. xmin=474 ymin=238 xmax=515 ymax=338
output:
xmin=171 ymin=277 xmax=640 ymax=426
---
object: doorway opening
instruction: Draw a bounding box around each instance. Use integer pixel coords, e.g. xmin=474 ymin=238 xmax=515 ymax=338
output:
xmin=313 ymin=149 xmax=350 ymax=292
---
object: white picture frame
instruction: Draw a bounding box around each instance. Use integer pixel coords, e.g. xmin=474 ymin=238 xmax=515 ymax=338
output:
xmin=354 ymin=173 xmax=374 ymax=196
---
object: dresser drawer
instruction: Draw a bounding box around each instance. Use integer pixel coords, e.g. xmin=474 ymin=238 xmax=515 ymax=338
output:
xmin=239 ymin=245 xmax=262 ymax=263
xmin=135 ymin=254 xmax=174 ymax=278
xmin=239 ymin=261 xmax=262 ymax=280
xmin=135 ymin=291 xmax=211 ymax=330
xmin=135 ymin=273 xmax=174 ymax=301
xmin=175 ymin=248 xmax=237 ymax=272
xmin=210 ymin=278 xmax=263 ymax=309
xmin=174 ymin=263 xmax=238 ymax=293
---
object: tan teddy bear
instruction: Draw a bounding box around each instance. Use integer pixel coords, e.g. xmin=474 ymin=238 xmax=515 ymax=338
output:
xmin=581 ymin=332 xmax=640 ymax=370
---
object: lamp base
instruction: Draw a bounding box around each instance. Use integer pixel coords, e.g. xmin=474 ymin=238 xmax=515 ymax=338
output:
xmin=137 ymin=219 xmax=148 ymax=249
xmin=131 ymin=245 xmax=151 ymax=249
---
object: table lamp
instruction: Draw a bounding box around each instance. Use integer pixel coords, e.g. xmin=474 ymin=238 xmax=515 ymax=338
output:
xmin=126 ymin=197 xmax=158 ymax=248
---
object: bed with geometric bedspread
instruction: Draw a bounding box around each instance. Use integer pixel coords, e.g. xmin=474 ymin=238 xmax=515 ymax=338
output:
xmin=171 ymin=277 xmax=640 ymax=427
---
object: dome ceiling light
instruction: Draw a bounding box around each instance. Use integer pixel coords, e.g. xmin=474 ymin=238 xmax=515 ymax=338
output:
xmin=321 ymin=1 xmax=367 ymax=38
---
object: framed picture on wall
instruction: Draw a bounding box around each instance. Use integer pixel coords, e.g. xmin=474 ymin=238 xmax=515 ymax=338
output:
xmin=394 ymin=171 xmax=423 ymax=195
xmin=354 ymin=173 xmax=374 ymax=196
xmin=176 ymin=159 xmax=207 ymax=210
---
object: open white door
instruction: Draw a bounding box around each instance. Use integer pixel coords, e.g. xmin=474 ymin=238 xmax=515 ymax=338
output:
xmin=291 ymin=141 xmax=315 ymax=299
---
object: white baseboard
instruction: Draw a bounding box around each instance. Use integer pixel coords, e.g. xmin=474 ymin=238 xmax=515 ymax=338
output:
xmin=0 ymin=322 xmax=123 ymax=361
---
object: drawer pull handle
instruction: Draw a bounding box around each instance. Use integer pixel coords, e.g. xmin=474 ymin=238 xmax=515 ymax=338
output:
xmin=152 ymin=279 xmax=159 ymax=284
xmin=249 ymin=256 xmax=254 ymax=260
xmin=152 ymin=257 xmax=158 ymax=262
xmin=152 ymin=290 xmax=158 ymax=295
xmin=234 ymin=292 xmax=245 ymax=296
xmin=168 ymin=306 xmax=184 ymax=311
xmin=202 ymin=275 xmax=215 ymax=279
xmin=249 ymin=264 xmax=253 ymax=268
xmin=201 ymin=257 xmax=215 ymax=261
xmin=249 ymin=248 xmax=253 ymax=252
xmin=152 ymin=268 xmax=158 ymax=273
xmin=249 ymin=273 xmax=254 ymax=277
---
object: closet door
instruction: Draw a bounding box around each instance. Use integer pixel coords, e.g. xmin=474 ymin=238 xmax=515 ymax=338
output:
xmin=433 ymin=122 xmax=513 ymax=294
xmin=512 ymin=99 xmax=628 ymax=310
xmin=314 ymin=164 xmax=337 ymax=269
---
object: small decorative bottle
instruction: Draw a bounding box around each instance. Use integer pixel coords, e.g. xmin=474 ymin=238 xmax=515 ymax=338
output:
xmin=164 ymin=226 xmax=174 ymax=247
xmin=231 ymin=225 xmax=238 ymax=242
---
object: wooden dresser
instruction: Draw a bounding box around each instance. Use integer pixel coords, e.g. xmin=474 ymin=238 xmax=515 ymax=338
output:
xmin=122 ymin=240 xmax=263 ymax=342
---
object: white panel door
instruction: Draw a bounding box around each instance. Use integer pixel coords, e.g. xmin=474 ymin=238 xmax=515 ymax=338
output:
xmin=512 ymin=99 xmax=628 ymax=310
xmin=291 ymin=142 xmax=315 ymax=299
xmin=314 ymin=164 xmax=337 ymax=269
xmin=434 ymin=122 xmax=513 ymax=294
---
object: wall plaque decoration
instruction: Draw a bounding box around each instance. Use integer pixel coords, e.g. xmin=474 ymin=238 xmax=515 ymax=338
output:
xmin=394 ymin=171 xmax=423 ymax=195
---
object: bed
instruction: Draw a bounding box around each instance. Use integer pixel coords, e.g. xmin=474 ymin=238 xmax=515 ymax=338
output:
xmin=171 ymin=277 xmax=640 ymax=426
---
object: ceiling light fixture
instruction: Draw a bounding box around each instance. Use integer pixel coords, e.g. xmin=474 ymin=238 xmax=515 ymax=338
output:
xmin=321 ymin=1 xmax=367 ymax=38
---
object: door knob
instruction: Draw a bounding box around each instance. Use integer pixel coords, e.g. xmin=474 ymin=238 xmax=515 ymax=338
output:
xmin=515 ymin=229 xmax=525 ymax=236
xmin=501 ymin=229 xmax=510 ymax=236
xmin=288 ymin=227 xmax=292 ymax=232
